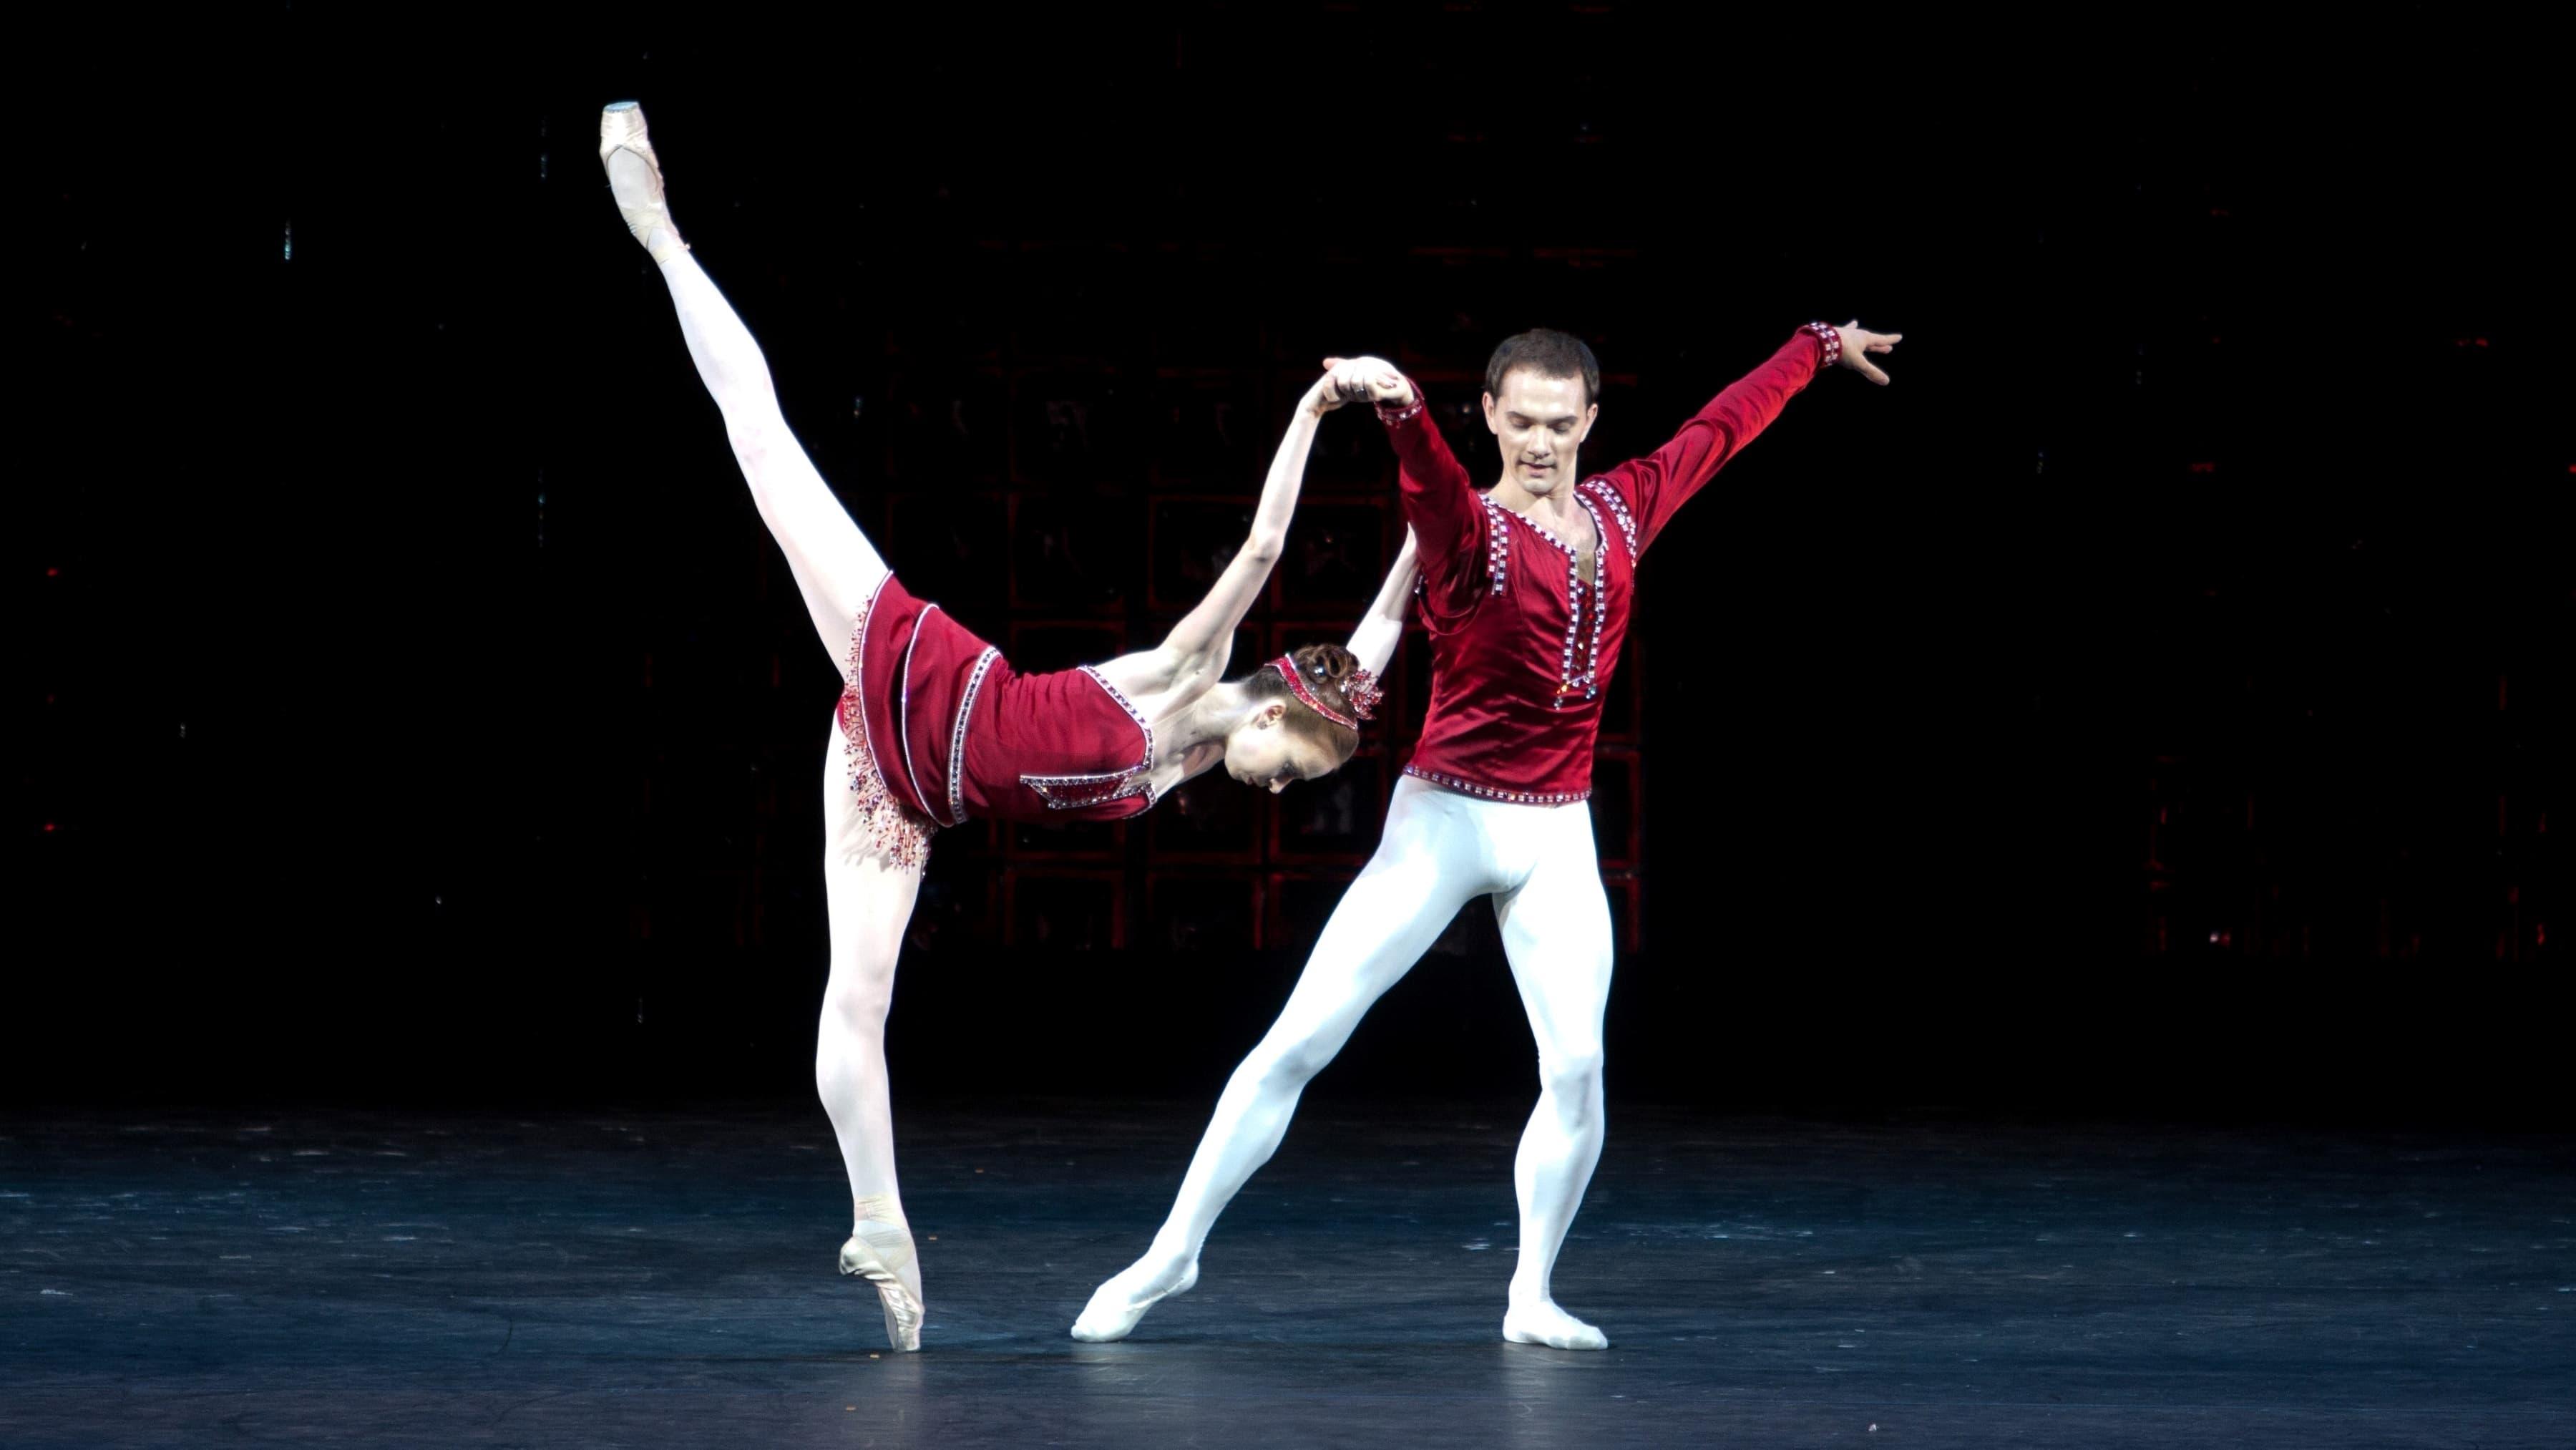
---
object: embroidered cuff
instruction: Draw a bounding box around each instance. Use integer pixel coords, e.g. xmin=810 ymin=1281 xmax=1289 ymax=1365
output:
xmin=1375 ymin=376 xmax=1426 ymax=426
xmin=1802 ymin=321 xmax=1843 ymax=371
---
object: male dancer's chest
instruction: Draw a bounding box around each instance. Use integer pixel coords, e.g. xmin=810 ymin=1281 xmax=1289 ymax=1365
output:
xmin=1461 ymin=484 xmax=1635 ymax=711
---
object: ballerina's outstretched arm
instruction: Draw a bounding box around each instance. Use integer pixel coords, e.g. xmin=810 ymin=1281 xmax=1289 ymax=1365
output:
xmin=1144 ymin=374 xmax=1352 ymax=691
xmin=1342 ymin=527 xmax=1419 ymax=678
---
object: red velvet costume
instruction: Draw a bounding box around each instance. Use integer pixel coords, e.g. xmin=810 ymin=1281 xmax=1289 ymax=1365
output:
xmin=837 ymin=575 xmax=1158 ymax=830
xmin=1379 ymin=326 xmax=1837 ymax=804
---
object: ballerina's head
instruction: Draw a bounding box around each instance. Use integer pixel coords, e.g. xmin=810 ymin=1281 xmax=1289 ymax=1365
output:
xmin=1221 ymin=643 xmax=1380 ymax=794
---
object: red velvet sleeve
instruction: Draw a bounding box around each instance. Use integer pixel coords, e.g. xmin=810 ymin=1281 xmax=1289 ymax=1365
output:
xmin=1595 ymin=329 xmax=1830 ymax=558
xmin=1377 ymin=383 xmax=1489 ymax=630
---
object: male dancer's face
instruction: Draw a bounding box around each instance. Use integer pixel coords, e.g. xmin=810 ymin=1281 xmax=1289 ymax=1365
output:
xmin=1481 ymin=369 xmax=1598 ymax=500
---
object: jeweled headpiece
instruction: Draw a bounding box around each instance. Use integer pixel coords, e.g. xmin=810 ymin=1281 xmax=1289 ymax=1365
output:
xmin=1344 ymin=668 xmax=1383 ymax=721
xmin=1267 ymin=654 xmax=1372 ymax=730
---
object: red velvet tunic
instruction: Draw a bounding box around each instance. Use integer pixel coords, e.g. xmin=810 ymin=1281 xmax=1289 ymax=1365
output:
xmin=1380 ymin=328 xmax=1832 ymax=803
xmin=839 ymin=575 xmax=1158 ymax=827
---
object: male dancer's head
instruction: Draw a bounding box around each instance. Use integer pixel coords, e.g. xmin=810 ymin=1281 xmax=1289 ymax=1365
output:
xmin=1480 ymin=329 xmax=1601 ymax=507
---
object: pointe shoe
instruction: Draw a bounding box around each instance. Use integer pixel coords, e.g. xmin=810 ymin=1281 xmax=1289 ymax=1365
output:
xmin=839 ymin=1220 xmax=924 ymax=1353
xmin=598 ymin=100 xmax=688 ymax=262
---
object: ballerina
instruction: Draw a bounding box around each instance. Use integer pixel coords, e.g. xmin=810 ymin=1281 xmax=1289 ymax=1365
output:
xmin=597 ymin=101 xmax=1420 ymax=1352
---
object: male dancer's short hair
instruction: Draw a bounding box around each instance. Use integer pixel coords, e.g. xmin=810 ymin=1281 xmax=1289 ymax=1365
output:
xmin=1484 ymin=329 xmax=1602 ymax=408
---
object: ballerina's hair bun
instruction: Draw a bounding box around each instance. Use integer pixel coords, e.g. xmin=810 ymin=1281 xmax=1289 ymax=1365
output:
xmin=1292 ymin=642 xmax=1358 ymax=688
xmin=1254 ymin=642 xmax=1368 ymax=764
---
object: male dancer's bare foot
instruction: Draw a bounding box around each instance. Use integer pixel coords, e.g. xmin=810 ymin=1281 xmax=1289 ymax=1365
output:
xmin=1070 ymin=1249 xmax=1200 ymax=1342
xmin=1502 ymin=1295 xmax=1609 ymax=1351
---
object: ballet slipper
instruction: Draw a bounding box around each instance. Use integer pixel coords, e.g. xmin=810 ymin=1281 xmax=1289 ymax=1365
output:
xmin=597 ymin=100 xmax=688 ymax=263
xmin=839 ymin=1217 xmax=924 ymax=1353
xmin=1069 ymin=1254 xmax=1199 ymax=1343
xmin=1502 ymin=1295 xmax=1609 ymax=1351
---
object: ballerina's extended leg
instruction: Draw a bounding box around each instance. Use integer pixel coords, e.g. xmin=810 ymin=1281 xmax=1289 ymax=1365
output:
xmin=607 ymin=99 xmax=927 ymax=1351
xmin=600 ymin=101 xmax=888 ymax=659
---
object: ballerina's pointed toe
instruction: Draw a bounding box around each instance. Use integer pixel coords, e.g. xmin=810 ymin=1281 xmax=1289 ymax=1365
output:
xmin=597 ymin=100 xmax=688 ymax=261
xmin=839 ymin=1222 xmax=925 ymax=1353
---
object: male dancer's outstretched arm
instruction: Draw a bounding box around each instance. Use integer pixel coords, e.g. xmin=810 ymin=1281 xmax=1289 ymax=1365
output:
xmin=1593 ymin=321 xmax=1901 ymax=553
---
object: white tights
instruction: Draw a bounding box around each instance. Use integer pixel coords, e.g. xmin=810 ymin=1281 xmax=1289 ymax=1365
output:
xmin=647 ymin=249 xmax=919 ymax=1246
xmin=1075 ymin=774 xmax=1617 ymax=1348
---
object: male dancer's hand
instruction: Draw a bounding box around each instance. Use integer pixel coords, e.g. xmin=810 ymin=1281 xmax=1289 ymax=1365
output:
xmin=1835 ymin=321 xmax=1903 ymax=385
xmin=1320 ymin=355 xmax=1415 ymax=409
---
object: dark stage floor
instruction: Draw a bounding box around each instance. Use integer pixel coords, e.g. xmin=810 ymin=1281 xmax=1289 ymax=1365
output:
xmin=4 ymin=1101 xmax=2570 ymax=1448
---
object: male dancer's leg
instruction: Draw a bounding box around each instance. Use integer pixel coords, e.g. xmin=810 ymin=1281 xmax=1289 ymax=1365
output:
xmin=1492 ymin=802 xmax=1616 ymax=1350
xmin=1072 ymin=777 xmax=1495 ymax=1341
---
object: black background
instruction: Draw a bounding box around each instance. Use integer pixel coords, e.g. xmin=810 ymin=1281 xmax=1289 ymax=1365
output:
xmin=17 ymin=11 xmax=2568 ymax=1123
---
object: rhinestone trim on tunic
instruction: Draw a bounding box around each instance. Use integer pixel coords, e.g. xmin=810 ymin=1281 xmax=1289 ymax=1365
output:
xmin=1018 ymin=666 xmax=1161 ymax=812
xmin=1801 ymin=319 xmax=1842 ymax=371
xmin=1375 ymin=395 xmax=1426 ymax=427
xmin=1568 ymin=490 xmax=1615 ymax=704
xmin=1402 ymin=765 xmax=1591 ymax=806
xmin=1478 ymin=492 xmax=1511 ymax=593
xmin=1580 ymin=479 xmax=1639 ymax=563
xmin=947 ymin=646 xmax=1000 ymax=827
xmin=896 ymin=606 xmax=943 ymax=822
xmin=1497 ymin=502 xmax=1612 ymax=710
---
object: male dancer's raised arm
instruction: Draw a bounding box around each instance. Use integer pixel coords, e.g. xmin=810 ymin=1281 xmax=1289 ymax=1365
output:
xmin=1591 ymin=319 xmax=1901 ymax=555
xmin=1319 ymin=358 xmax=1490 ymax=631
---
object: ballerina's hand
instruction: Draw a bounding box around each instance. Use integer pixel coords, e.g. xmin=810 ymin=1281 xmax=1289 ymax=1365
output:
xmin=1307 ymin=369 xmax=1352 ymax=414
xmin=1319 ymin=355 xmax=1413 ymax=410
xmin=1835 ymin=321 xmax=1903 ymax=385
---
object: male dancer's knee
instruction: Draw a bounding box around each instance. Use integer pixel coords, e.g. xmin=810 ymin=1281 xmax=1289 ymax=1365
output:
xmin=1246 ymin=1022 xmax=1347 ymax=1096
xmin=1536 ymin=1040 xmax=1606 ymax=1119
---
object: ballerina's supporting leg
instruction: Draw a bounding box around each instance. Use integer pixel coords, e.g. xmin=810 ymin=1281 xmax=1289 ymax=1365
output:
xmin=659 ymin=231 xmax=925 ymax=1351
xmin=1492 ymin=810 xmax=1615 ymax=1351
xmin=816 ymin=722 xmax=930 ymax=1351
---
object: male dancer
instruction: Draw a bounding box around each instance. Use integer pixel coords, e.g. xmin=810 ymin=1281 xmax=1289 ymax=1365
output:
xmin=1076 ymin=321 xmax=1901 ymax=1348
